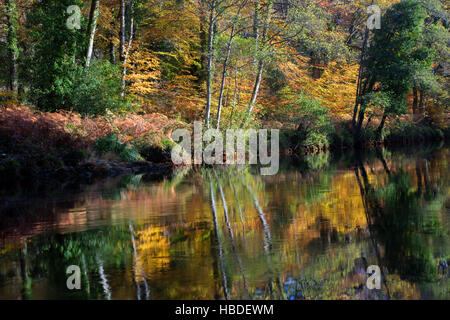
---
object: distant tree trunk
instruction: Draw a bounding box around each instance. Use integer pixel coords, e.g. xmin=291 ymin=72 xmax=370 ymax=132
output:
xmin=204 ymin=0 xmax=216 ymax=129
xmin=376 ymin=111 xmax=387 ymax=141
xmin=86 ymin=0 xmax=101 ymax=68
xmin=243 ymin=0 xmax=273 ymax=127
xmin=6 ymin=0 xmax=19 ymax=95
xmin=109 ymin=40 xmax=116 ymax=64
xmin=412 ymin=86 xmax=418 ymax=115
xmin=419 ymin=88 xmax=426 ymax=115
xmin=229 ymin=63 xmax=239 ymax=126
xmin=119 ymin=0 xmax=126 ymax=61
xmin=121 ymin=0 xmax=134 ymax=97
xmin=311 ymin=55 xmax=322 ymax=79
xmin=199 ymin=0 xmax=208 ymax=85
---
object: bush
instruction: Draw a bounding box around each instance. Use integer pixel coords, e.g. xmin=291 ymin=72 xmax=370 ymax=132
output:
xmin=285 ymin=93 xmax=333 ymax=150
xmin=94 ymin=133 xmax=143 ymax=162
xmin=71 ymin=61 xmax=136 ymax=115
xmin=385 ymin=121 xmax=445 ymax=144
xmin=133 ymin=137 xmax=174 ymax=163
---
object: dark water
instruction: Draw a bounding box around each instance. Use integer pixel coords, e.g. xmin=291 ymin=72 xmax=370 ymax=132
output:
xmin=0 ymin=146 xmax=448 ymax=300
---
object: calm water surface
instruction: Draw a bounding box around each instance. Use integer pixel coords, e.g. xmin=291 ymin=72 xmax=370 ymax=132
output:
xmin=0 ymin=146 xmax=448 ymax=300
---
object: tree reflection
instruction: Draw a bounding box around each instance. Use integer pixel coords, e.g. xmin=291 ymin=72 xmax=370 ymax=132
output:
xmin=354 ymin=150 xmax=444 ymax=285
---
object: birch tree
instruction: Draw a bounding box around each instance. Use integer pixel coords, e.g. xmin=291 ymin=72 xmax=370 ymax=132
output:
xmin=85 ymin=0 xmax=101 ymax=67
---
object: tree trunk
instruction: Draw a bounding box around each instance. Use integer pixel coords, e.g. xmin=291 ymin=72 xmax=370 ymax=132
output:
xmin=376 ymin=112 xmax=387 ymax=141
xmin=199 ymin=0 xmax=208 ymax=85
xmin=109 ymin=40 xmax=116 ymax=64
xmin=419 ymin=89 xmax=426 ymax=115
xmin=121 ymin=0 xmax=134 ymax=97
xmin=204 ymin=0 xmax=216 ymax=129
xmin=253 ymin=0 xmax=260 ymax=68
xmin=352 ymin=0 xmax=374 ymax=131
xmin=243 ymin=0 xmax=273 ymax=127
xmin=311 ymin=55 xmax=322 ymax=79
xmin=119 ymin=0 xmax=126 ymax=61
xmin=229 ymin=63 xmax=239 ymax=126
xmin=216 ymin=13 xmax=240 ymax=129
xmin=6 ymin=0 xmax=19 ymax=95
xmin=245 ymin=60 xmax=264 ymax=122
xmin=412 ymin=86 xmax=418 ymax=115
xmin=86 ymin=0 xmax=101 ymax=68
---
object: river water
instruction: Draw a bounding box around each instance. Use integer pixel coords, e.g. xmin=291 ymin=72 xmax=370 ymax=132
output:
xmin=0 ymin=146 xmax=448 ymax=299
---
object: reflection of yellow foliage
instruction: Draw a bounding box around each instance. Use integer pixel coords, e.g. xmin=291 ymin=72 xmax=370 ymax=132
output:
xmin=386 ymin=274 xmax=420 ymax=300
xmin=135 ymin=226 xmax=171 ymax=276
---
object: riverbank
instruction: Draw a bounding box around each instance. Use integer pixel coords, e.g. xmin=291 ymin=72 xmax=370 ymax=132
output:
xmin=1 ymin=105 xmax=448 ymax=185
xmin=0 ymin=105 xmax=184 ymax=184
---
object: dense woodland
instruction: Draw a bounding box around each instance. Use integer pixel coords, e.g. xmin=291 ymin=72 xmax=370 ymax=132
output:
xmin=0 ymin=0 xmax=449 ymax=178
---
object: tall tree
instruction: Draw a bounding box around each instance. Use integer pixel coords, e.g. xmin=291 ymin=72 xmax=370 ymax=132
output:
xmin=5 ymin=0 xmax=19 ymax=95
xmin=204 ymin=0 xmax=217 ymax=128
xmin=353 ymin=0 xmax=434 ymax=143
xmin=243 ymin=0 xmax=273 ymax=127
xmin=216 ymin=0 xmax=247 ymax=129
xmin=86 ymin=0 xmax=101 ymax=67
xmin=121 ymin=0 xmax=135 ymax=97
xmin=119 ymin=0 xmax=126 ymax=61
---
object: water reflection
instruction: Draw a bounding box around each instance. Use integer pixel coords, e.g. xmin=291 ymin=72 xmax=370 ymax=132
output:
xmin=0 ymin=146 xmax=448 ymax=300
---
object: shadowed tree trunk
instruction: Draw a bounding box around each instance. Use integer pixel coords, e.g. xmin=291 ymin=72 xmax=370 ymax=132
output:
xmin=121 ymin=0 xmax=135 ymax=97
xmin=109 ymin=39 xmax=116 ymax=64
xmin=352 ymin=0 xmax=374 ymax=134
xmin=6 ymin=0 xmax=19 ymax=95
xmin=376 ymin=111 xmax=387 ymax=141
xmin=412 ymin=86 xmax=418 ymax=115
xmin=199 ymin=0 xmax=208 ymax=85
xmin=419 ymin=88 xmax=426 ymax=115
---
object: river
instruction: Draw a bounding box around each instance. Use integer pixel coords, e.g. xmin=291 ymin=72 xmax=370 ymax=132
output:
xmin=0 ymin=145 xmax=448 ymax=299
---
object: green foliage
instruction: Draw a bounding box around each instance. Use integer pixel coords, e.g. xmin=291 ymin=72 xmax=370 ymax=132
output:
xmin=71 ymin=61 xmax=135 ymax=115
xmin=95 ymin=133 xmax=143 ymax=162
xmin=133 ymin=137 xmax=173 ymax=163
xmin=27 ymin=0 xmax=86 ymax=111
xmin=361 ymin=0 xmax=439 ymax=127
xmin=282 ymin=93 xmax=333 ymax=149
xmin=265 ymin=64 xmax=288 ymax=93
xmin=385 ymin=121 xmax=444 ymax=144
xmin=361 ymin=92 xmax=407 ymax=118
xmin=366 ymin=0 xmax=430 ymax=96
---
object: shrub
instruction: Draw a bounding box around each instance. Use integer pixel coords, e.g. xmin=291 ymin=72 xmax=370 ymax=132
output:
xmin=385 ymin=121 xmax=445 ymax=144
xmin=94 ymin=133 xmax=143 ymax=162
xmin=282 ymin=93 xmax=333 ymax=150
xmin=71 ymin=61 xmax=136 ymax=115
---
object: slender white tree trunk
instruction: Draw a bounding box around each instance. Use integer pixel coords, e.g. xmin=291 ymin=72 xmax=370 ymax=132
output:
xmin=204 ymin=0 xmax=216 ymax=129
xmin=86 ymin=0 xmax=101 ymax=68
xmin=216 ymin=24 xmax=235 ymax=129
